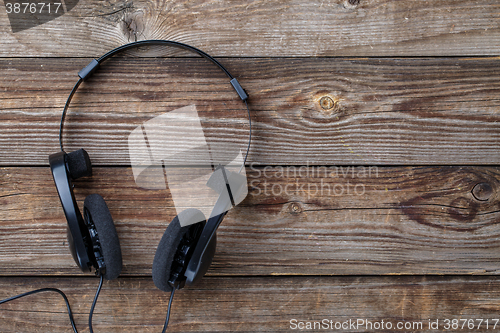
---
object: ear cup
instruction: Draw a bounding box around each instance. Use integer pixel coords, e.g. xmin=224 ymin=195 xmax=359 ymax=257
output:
xmin=152 ymin=209 xmax=206 ymax=292
xmin=83 ymin=194 xmax=122 ymax=280
xmin=67 ymin=148 xmax=92 ymax=179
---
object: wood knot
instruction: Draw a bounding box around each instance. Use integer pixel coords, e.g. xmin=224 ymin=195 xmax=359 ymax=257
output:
xmin=306 ymin=93 xmax=344 ymax=123
xmin=472 ymin=182 xmax=493 ymax=201
xmin=317 ymin=95 xmax=341 ymax=116
xmin=121 ymin=11 xmax=145 ymax=42
xmin=319 ymin=96 xmax=335 ymax=110
xmin=343 ymin=0 xmax=360 ymax=9
xmin=290 ymin=202 xmax=302 ymax=214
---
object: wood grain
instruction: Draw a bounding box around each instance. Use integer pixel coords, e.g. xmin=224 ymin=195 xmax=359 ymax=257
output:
xmin=2 ymin=0 xmax=500 ymax=331
xmin=1 ymin=57 xmax=499 ymax=166
xmin=2 ymin=276 xmax=500 ymax=332
xmin=1 ymin=166 xmax=499 ymax=276
xmin=1 ymin=0 xmax=499 ymax=57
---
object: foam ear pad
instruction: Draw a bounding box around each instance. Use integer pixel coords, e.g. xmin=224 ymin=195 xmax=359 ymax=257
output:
xmin=84 ymin=194 xmax=122 ymax=280
xmin=67 ymin=149 xmax=92 ymax=180
xmin=152 ymin=209 xmax=206 ymax=292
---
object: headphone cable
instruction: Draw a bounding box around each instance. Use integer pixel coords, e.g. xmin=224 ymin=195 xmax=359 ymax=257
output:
xmin=0 ymin=286 xmax=79 ymax=333
xmin=87 ymin=274 xmax=177 ymax=333
xmin=88 ymin=274 xmax=104 ymax=333
xmin=1 ymin=275 xmax=177 ymax=332
xmin=161 ymin=286 xmax=177 ymax=333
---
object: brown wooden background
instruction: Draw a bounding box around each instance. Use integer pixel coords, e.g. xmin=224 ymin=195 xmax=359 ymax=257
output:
xmin=1 ymin=0 xmax=500 ymax=332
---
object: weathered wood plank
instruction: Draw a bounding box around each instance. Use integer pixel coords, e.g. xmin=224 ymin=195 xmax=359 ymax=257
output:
xmin=0 ymin=0 xmax=499 ymax=57
xmin=1 ymin=57 xmax=499 ymax=166
xmin=2 ymin=276 xmax=500 ymax=332
xmin=1 ymin=166 xmax=499 ymax=276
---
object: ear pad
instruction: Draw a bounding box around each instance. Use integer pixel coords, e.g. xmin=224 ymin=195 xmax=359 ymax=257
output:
xmin=152 ymin=209 xmax=206 ymax=292
xmin=83 ymin=194 xmax=122 ymax=280
xmin=67 ymin=149 xmax=92 ymax=179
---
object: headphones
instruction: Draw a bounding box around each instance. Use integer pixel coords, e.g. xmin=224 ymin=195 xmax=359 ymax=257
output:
xmin=48 ymin=40 xmax=251 ymax=293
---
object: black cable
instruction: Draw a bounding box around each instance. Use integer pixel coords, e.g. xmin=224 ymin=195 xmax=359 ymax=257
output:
xmin=240 ymin=99 xmax=252 ymax=173
xmin=88 ymin=274 xmax=104 ymax=333
xmin=87 ymin=275 xmax=177 ymax=333
xmin=59 ymin=77 xmax=83 ymax=152
xmin=96 ymin=40 xmax=234 ymax=79
xmin=161 ymin=286 xmax=177 ymax=333
xmin=0 ymin=287 xmax=79 ymax=333
xmin=1 ymin=277 xmax=177 ymax=332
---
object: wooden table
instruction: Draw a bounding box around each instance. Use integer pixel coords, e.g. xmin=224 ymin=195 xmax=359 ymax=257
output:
xmin=1 ymin=0 xmax=499 ymax=332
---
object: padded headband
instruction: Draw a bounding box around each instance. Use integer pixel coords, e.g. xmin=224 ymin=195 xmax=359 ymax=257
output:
xmin=58 ymin=39 xmax=252 ymax=168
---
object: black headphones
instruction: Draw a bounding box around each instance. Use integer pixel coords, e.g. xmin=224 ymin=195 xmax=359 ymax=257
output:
xmin=48 ymin=40 xmax=251 ymax=293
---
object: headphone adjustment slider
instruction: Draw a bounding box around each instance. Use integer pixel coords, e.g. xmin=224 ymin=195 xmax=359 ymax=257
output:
xmin=230 ymin=78 xmax=248 ymax=101
xmin=78 ymin=59 xmax=100 ymax=81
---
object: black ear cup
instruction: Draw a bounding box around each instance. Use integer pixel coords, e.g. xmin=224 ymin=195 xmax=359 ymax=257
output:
xmin=67 ymin=149 xmax=92 ymax=179
xmin=152 ymin=209 xmax=206 ymax=292
xmin=83 ymin=194 xmax=122 ymax=280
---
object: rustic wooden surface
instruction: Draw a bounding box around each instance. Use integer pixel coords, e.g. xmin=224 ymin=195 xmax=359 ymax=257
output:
xmin=1 ymin=0 xmax=499 ymax=57
xmin=3 ymin=276 xmax=500 ymax=333
xmin=1 ymin=57 xmax=500 ymax=166
xmin=1 ymin=0 xmax=500 ymax=332
xmin=1 ymin=166 xmax=500 ymax=276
